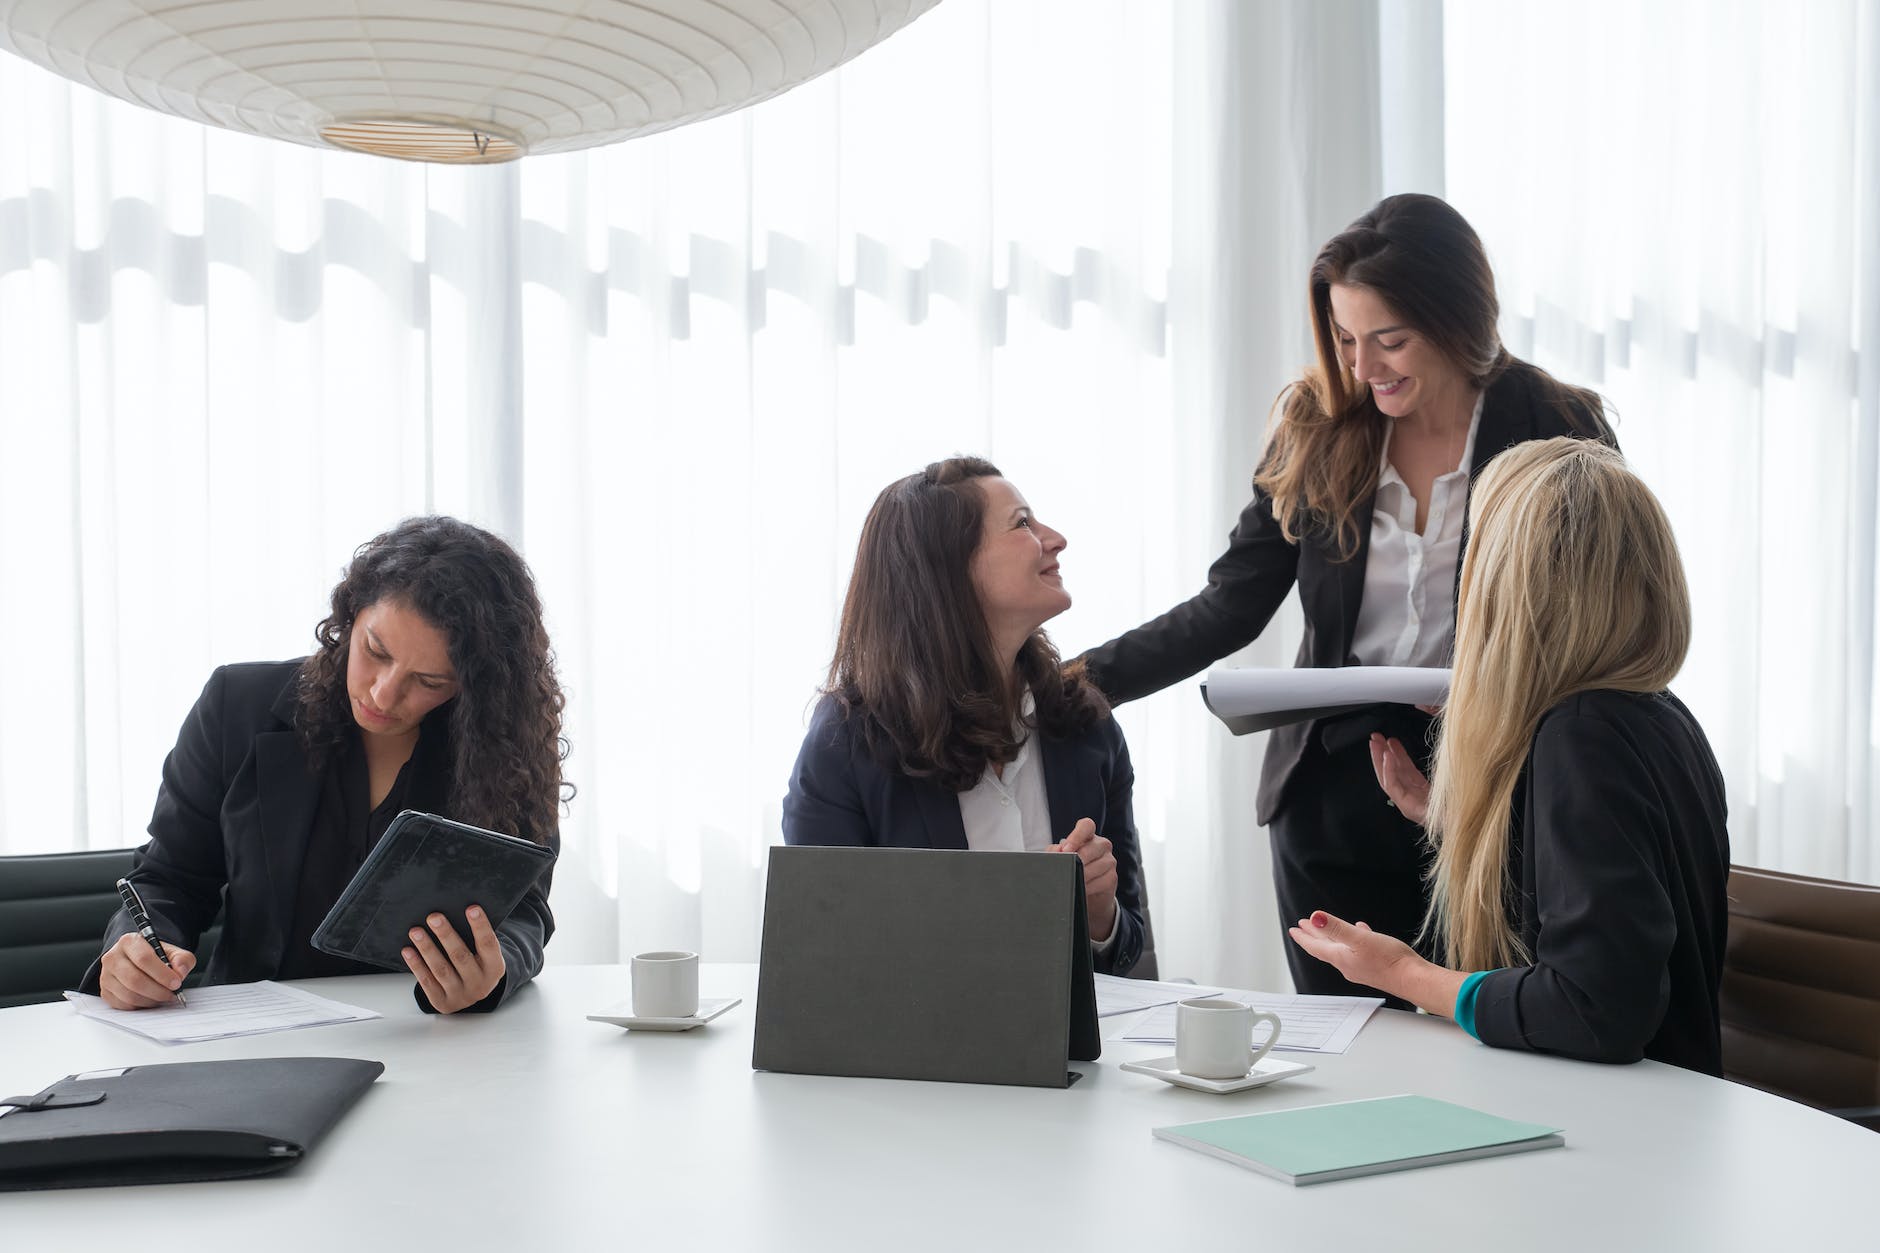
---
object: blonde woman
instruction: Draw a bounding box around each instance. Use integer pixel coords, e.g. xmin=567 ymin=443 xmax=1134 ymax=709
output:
xmin=1288 ymin=439 xmax=1729 ymax=1074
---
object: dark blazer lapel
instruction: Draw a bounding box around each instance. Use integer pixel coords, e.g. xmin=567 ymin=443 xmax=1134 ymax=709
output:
xmin=1470 ymin=372 xmax=1534 ymax=476
xmin=254 ymin=682 xmax=322 ymax=941
xmin=1038 ymin=733 xmax=1093 ymax=842
xmin=911 ymin=780 xmax=970 ymax=850
xmin=1454 ymin=373 xmax=1539 ymax=609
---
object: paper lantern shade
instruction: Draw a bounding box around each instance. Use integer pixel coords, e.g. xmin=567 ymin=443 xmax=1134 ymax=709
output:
xmin=0 ymin=0 xmax=942 ymax=163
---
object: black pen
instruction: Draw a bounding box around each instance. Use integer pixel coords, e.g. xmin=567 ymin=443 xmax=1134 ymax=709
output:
xmin=115 ymin=877 xmax=188 ymax=1007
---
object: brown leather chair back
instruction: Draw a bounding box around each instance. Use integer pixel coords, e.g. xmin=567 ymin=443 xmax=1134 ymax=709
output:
xmin=1722 ymin=864 xmax=1880 ymax=1122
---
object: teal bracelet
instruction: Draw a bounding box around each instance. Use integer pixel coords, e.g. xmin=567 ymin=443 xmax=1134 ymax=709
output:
xmin=1454 ymin=969 xmax=1492 ymax=1040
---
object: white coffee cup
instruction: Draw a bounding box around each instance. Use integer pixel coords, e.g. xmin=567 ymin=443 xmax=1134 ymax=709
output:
xmin=1174 ymin=998 xmax=1282 ymax=1080
xmin=631 ymin=950 xmax=700 ymax=1018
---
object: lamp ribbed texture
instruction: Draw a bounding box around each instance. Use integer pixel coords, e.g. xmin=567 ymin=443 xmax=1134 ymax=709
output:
xmin=0 ymin=0 xmax=939 ymax=162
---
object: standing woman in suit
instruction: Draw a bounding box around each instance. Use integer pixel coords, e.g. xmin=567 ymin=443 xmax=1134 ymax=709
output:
xmin=86 ymin=515 xmax=568 ymax=1014
xmin=1078 ymin=193 xmax=1613 ymax=1000
xmin=783 ymin=456 xmax=1153 ymax=977
xmin=1290 ymin=438 xmax=1730 ymax=1073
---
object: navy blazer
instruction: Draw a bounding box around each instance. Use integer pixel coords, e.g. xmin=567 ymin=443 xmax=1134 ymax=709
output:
xmin=782 ymin=697 xmax=1154 ymax=978
xmin=1081 ymin=361 xmax=1614 ymax=823
xmin=79 ymin=660 xmax=556 ymax=1011
xmin=1474 ymin=689 xmax=1730 ymax=1074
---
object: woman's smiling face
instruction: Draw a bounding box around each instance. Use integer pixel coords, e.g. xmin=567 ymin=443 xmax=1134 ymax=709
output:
xmin=1328 ymin=282 xmax=1472 ymax=422
xmin=969 ymin=476 xmax=1071 ymax=648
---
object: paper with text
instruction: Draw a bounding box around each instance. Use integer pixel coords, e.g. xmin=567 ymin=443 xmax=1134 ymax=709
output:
xmin=1201 ymin=665 xmax=1450 ymax=734
xmin=1122 ymin=988 xmax=1383 ymax=1054
xmin=64 ymin=982 xmax=380 ymax=1045
xmin=1093 ymin=973 xmax=1224 ymax=1018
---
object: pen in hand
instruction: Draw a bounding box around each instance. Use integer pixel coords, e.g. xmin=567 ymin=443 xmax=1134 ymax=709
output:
xmin=115 ymin=877 xmax=189 ymax=1007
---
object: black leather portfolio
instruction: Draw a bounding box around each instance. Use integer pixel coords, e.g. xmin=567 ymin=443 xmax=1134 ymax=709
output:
xmin=311 ymin=809 xmax=555 ymax=970
xmin=751 ymin=846 xmax=1100 ymax=1089
xmin=0 ymin=1057 xmax=383 ymax=1190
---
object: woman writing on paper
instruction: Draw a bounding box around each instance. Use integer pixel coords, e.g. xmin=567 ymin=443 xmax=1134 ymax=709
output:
xmin=1289 ymin=439 xmax=1730 ymax=1073
xmin=1077 ymin=194 xmax=1612 ymax=999
xmin=85 ymin=516 xmax=569 ymax=1014
xmin=783 ymin=456 xmax=1154 ymax=977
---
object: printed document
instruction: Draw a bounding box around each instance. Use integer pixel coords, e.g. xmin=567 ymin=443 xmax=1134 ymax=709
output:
xmin=64 ymin=981 xmax=380 ymax=1045
xmin=1122 ymin=988 xmax=1383 ymax=1054
xmin=1093 ymin=973 xmax=1222 ymax=1018
xmin=1201 ymin=665 xmax=1450 ymax=734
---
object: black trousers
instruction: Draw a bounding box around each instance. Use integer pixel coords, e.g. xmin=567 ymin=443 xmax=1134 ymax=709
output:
xmin=1268 ymin=707 xmax=1437 ymax=1007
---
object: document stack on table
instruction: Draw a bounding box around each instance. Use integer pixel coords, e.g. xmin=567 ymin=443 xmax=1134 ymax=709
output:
xmin=62 ymin=982 xmax=379 ymax=1045
xmin=1120 ymin=986 xmax=1383 ymax=1055
xmin=1092 ymin=973 xmax=1222 ymax=1017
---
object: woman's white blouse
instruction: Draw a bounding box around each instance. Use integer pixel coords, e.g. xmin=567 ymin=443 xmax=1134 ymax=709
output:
xmin=958 ymin=712 xmax=1052 ymax=854
xmin=1348 ymin=393 xmax=1485 ymax=669
xmin=957 ymin=691 xmax=1117 ymax=947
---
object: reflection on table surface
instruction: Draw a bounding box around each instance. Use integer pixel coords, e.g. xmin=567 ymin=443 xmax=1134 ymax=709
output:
xmin=3 ymin=964 xmax=1874 ymax=1251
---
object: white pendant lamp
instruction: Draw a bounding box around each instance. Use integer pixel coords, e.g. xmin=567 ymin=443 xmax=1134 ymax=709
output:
xmin=0 ymin=0 xmax=941 ymax=163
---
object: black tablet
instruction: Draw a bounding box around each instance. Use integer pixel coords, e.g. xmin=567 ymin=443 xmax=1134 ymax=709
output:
xmin=752 ymin=846 xmax=1098 ymax=1088
xmin=311 ymin=810 xmax=555 ymax=970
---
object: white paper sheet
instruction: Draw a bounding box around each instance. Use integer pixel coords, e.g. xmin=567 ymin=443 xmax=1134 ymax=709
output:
xmin=1200 ymin=665 xmax=1451 ymax=734
xmin=1121 ymin=988 xmax=1384 ymax=1054
xmin=63 ymin=981 xmax=380 ymax=1045
xmin=1092 ymin=973 xmax=1222 ymax=1018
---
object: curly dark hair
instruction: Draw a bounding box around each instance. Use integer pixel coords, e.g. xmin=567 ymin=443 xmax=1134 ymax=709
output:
xmin=296 ymin=516 xmax=569 ymax=844
xmin=826 ymin=456 xmax=1107 ymax=793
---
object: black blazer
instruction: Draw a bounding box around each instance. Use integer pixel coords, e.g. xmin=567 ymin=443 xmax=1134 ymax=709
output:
xmin=1473 ymin=689 xmax=1730 ymax=1074
xmin=79 ymin=660 xmax=557 ymax=1010
xmin=1080 ymin=361 xmax=1614 ymax=824
xmin=782 ymin=697 xmax=1153 ymax=977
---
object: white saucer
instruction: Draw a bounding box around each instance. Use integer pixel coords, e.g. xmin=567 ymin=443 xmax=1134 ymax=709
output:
xmin=1118 ymin=1053 xmax=1315 ymax=1094
xmin=586 ymin=997 xmax=742 ymax=1032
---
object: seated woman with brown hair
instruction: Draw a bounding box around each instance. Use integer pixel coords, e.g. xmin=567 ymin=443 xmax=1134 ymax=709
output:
xmin=782 ymin=456 xmax=1152 ymax=976
xmin=1289 ymin=438 xmax=1730 ymax=1072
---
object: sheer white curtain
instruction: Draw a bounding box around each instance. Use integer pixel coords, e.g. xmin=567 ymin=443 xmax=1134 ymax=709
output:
xmin=517 ymin=1 xmax=1190 ymax=965
xmin=1 ymin=1 xmax=1398 ymax=987
xmin=1443 ymin=0 xmax=1880 ymax=883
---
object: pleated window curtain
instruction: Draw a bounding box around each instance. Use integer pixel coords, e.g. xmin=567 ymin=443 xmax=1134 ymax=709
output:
xmin=5 ymin=0 xmax=1873 ymax=998
xmin=1443 ymin=0 xmax=1880 ymax=884
xmin=2 ymin=1 xmax=1308 ymax=985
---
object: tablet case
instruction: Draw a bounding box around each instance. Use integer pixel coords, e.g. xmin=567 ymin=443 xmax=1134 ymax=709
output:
xmin=751 ymin=846 xmax=1100 ymax=1089
xmin=311 ymin=810 xmax=555 ymax=970
xmin=0 ymin=1057 xmax=383 ymax=1190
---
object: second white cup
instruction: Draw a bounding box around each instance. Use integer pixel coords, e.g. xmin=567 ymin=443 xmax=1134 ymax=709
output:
xmin=1174 ymin=998 xmax=1282 ymax=1080
xmin=631 ymin=950 xmax=700 ymax=1018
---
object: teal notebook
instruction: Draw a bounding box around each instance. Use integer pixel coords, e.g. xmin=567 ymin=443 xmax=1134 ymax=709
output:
xmin=1153 ymin=1094 xmax=1564 ymax=1185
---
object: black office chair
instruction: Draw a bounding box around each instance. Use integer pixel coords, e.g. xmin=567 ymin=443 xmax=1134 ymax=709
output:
xmin=0 ymin=849 xmax=220 ymax=1008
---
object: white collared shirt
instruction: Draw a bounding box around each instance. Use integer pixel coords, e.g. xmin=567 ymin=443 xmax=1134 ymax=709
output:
xmin=1349 ymin=393 xmax=1484 ymax=668
xmin=958 ymin=694 xmax=1053 ymax=853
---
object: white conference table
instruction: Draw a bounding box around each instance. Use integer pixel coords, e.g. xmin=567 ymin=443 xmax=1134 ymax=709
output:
xmin=4 ymin=964 xmax=1874 ymax=1250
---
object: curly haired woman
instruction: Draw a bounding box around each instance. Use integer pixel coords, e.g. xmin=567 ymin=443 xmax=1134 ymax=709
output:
xmin=84 ymin=515 xmax=569 ymax=1014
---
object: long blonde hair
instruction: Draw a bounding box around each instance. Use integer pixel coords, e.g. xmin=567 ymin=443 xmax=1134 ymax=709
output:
xmin=1423 ymin=438 xmax=1691 ymax=970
